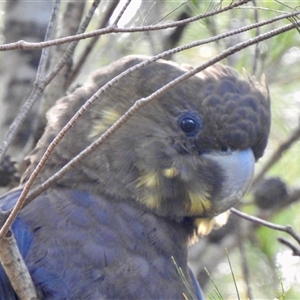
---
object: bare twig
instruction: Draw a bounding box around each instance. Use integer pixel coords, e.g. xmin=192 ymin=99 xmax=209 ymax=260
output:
xmin=0 ymin=3 xmax=59 ymax=297
xmin=111 ymin=0 xmax=131 ymax=26
xmin=278 ymin=237 xmax=300 ymax=256
xmin=0 ymin=0 xmax=59 ymax=164
xmin=42 ymin=0 xmax=86 ymax=99
xmin=36 ymin=0 xmax=60 ymax=81
xmin=0 ymin=0 xmax=253 ymax=51
xmin=251 ymin=0 xmax=260 ymax=76
xmin=43 ymin=0 xmax=101 ymax=86
xmin=65 ymin=0 xmax=120 ymax=88
xmin=151 ymin=0 xmax=188 ymax=25
xmin=0 ymin=229 xmax=37 ymax=299
xmin=231 ymin=208 xmax=300 ymax=245
xmin=0 ymin=0 xmax=102 ymax=166
xmin=35 ymin=1 xmax=100 ymax=143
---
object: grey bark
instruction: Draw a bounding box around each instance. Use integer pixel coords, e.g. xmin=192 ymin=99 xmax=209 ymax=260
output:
xmin=0 ymin=0 xmax=52 ymax=162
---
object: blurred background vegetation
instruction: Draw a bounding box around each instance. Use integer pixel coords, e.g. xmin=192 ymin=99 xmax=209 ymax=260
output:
xmin=0 ymin=0 xmax=300 ymax=299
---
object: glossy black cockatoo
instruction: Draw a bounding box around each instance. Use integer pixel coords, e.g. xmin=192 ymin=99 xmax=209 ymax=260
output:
xmin=0 ymin=56 xmax=270 ymax=299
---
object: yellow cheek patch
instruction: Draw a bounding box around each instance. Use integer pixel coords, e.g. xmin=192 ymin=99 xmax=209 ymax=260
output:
xmin=136 ymin=171 xmax=161 ymax=210
xmin=162 ymin=167 xmax=179 ymax=178
xmin=89 ymin=109 xmax=121 ymax=138
xmin=187 ymin=191 xmax=212 ymax=214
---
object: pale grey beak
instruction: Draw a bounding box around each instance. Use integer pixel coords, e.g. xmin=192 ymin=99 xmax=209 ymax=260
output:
xmin=203 ymin=148 xmax=255 ymax=216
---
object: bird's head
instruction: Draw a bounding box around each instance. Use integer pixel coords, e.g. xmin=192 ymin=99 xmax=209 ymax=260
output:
xmin=25 ymin=56 xmax=270 ymax=234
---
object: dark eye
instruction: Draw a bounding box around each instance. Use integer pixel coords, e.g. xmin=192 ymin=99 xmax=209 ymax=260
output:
xmin=181 ymin=118 xmax=197 ymax=133
xmin=178 ymin=112 xmax=203 ymax=137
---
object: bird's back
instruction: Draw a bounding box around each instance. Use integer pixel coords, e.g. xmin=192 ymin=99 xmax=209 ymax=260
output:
xmin=0 ymin=187 xmax=202 ymax=299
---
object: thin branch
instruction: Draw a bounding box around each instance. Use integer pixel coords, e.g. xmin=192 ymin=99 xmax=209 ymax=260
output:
xmin=231 ymin=208 xmax=300 ymax=245
xmin=151 ymin=0 xmax=188 ymax=25
xmin=251 ymin=0 xmax=260 ymax=76
xmin=35 ymin=1 xmax=86 ymax=142
xmin=43 ymin=0 xmax=101 ymax=87
xmin=0 ymin=4 xmax=60 ymax=298
xmin=111 ymin=0 xmax=131 ymax=26
xmin=278 ymin=237 xmax=300 ymax=256
xmin=274 ymin=1 xmax=295 ymax=11
xmin=0 ymin=230 xmax=38 ymax=300
xmin=0 ymin=0 xmax=59 ymax=164
xmin=0 ymin=0 xmax=254 ymax=51
xmin=0 ymin=0 xmax=101 ymax=165
xmin=0 ymin=7 xmax=297 ymax=61
xmin=36 ymin=0 xmax=60 ymax=81
xmin=237 ymin=5 xmax=290 ymax=14
xmin=65 ymin=0 xmax=120 ymax=88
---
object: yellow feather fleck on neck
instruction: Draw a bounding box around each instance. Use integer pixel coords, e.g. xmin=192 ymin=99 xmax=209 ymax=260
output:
xmin=139 ymin=194 xmax=161 ymax=209
xmin=89 ymin=109 xmax=121 ymax=138
xmin=187 ymin=191 xmax=211 ymax=214
xmin=136 ymin=171 xmax=160 ymax=188
xmin=162 ymin=167 xmax=179 ymax=178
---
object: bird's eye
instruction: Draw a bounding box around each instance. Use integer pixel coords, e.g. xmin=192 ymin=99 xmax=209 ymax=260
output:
xmin=178 ymin=112 xmax=203 ymax=137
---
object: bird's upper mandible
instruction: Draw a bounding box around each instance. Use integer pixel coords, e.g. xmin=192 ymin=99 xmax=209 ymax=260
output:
xmin=24 ymin=55 xmax=271 ymax=230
